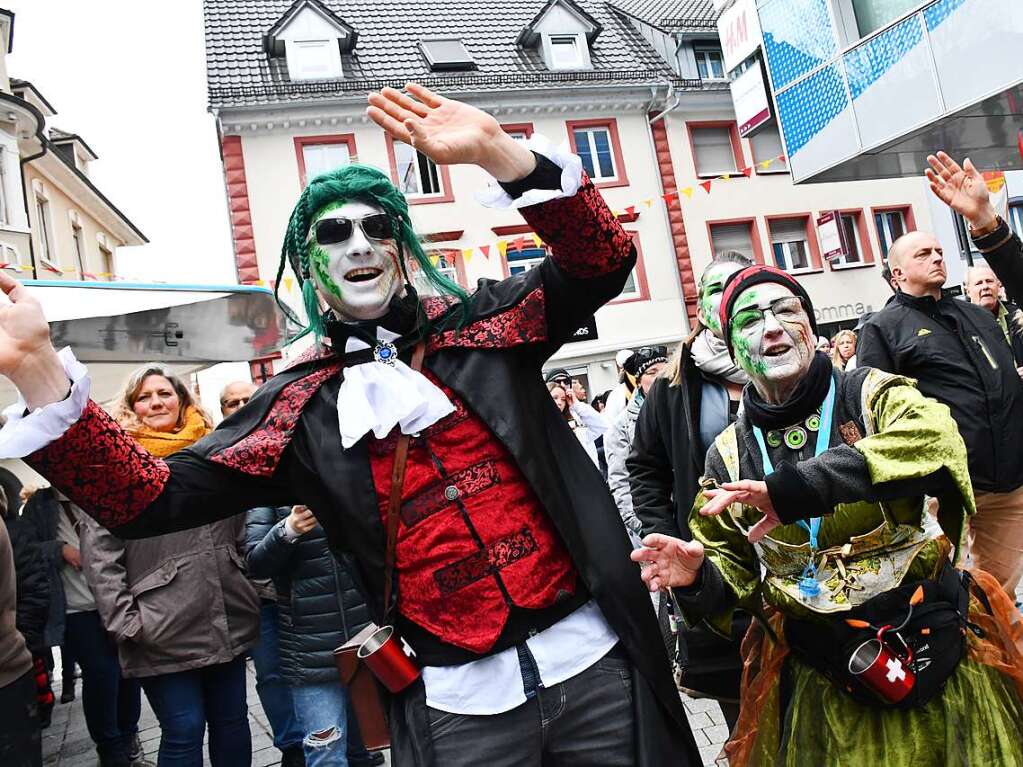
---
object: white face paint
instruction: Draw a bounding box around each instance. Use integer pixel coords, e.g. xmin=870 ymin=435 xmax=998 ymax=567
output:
xmin=308 ymin=199 xmax=404 ymax=322
xmin=729 ymin=282 xmax=814 ymax=387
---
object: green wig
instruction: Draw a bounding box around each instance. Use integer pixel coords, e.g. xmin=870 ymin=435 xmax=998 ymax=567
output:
xmin=275 ymin=163 xmax=470 ymax=338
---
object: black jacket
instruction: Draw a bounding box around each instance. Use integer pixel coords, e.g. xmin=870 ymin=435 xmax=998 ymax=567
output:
xmin=974 ymin=217 xmax=1023 ymax=305
xmin=627 ymin=345 xmax=747 ymax=701
xmin=245 ymin=507 xmax=370 ymax=686
xmin=4 ymin=515 xmax=49 ymax=654
xmin=857 ymin=290 xmax=1023 ymax=492
xmin=22 ymin=489 xmax=71 ymax=648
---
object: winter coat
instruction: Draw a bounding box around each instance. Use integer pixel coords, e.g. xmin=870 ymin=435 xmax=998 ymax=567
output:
xmin=21 ymin=489 xmax=69 ymax=648
xmin=605 ymin=391 xmax=644 ymax=534
xmin=3 ymin=514 xmax=48 ymax=655
xmin=858 ymin=290 xmax=1023 ymax=493
xmin=81 ymin=512 xmax=259 ymax=678
xmin=566 ymin=400 xmax=608 ymax=466
xmin=245 ymin=507 xmax=370 ymax=686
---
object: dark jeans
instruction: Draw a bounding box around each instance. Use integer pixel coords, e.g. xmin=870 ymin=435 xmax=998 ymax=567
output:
xmin=0 ymin=669 xmax=42 ymax=767
xmin=250 ymin=601 xmax=302 ymax=751
xmin=426 ymin=649 xmax=635 ymax=766
xmin=142 ymin=655 xmax=251 ymax=767
xmin=63 ymin=610 xmax=141 ymax=765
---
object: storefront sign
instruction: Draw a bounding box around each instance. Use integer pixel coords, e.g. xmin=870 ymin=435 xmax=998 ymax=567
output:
xmin=718 ymin=0 xmax=762 ymax=73
xmin=816 ymin=210 xmax=847 ymax=261
xmin=731 ymin=62 xmax=771 ymax=137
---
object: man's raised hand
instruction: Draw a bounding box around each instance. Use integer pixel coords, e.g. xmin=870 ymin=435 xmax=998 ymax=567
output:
xmin=0 ymin=272 xmax=68 ymax=410
xmin=366 ymin=83 xmax=536 ymax=183
xmin=925 ymin=151 xmax=998 ymax=231
xmin=630 ymin=533 xmax=705 ymax=592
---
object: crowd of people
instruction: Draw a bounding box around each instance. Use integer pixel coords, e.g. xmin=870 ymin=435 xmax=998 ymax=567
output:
xmin=0 ymin=85 xmax=1021 ymax=767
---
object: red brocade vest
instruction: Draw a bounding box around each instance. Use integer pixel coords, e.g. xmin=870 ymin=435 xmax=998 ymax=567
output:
xmin=367 ymin=371 xmax=578 ymax=655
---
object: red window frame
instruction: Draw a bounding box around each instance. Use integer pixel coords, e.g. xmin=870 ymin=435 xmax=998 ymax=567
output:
xmin=765 ymin=213 xmax=823 ymax=273
xmin=417 ymin=247 xmax=468 ymax=289
xmin=686 ymin=121 xmax=745 ymax=179
xmin=384 ymin=135 xmax=454 ymax=205
xmin=828 ymin=208 xmax=876 ymax=270
xmin=566 ymin=118 xmax=629 ymax=189
xmin=501 ymin=122 xmax=535 ymax=140
xmin=870 ymin=205 xmax=917 ymax=259
xmin=707 ymin=217 xmax=764 ymax=265
xmin=293 ymin=134 xmax=358 ymax=188
xmin=608 ymin=231 xmax=650 ymax=305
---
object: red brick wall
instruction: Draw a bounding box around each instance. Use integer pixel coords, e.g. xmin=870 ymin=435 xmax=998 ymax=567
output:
xmin=220 ymin=135 xmax=260 ymax=285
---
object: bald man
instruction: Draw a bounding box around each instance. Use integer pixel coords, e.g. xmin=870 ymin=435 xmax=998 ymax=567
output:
xmin=858 ymin=231 xmax=1023 ymax=598
xmin=220 ymin=380 xmax=258 ymax=419
xmin=965 ymin=265 xmax=1023 ymax=369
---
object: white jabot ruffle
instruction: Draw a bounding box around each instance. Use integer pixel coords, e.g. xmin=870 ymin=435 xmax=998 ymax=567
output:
xmin=0 ymin=347 xmax=89 ymax=458
xmin=475 ymin=133 xmax=583 ymax=210
xmin=337 ymin=328 xmax=455 ymax=449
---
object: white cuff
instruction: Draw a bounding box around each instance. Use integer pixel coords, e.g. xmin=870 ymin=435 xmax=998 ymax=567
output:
xmin=0 ymin=347 xmax=89 ymax=459
xmin=475 ymin=134 xmax=584 ymax=210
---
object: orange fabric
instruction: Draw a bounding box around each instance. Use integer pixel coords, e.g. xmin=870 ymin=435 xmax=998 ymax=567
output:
xmin=128 ymin=406 xmax=211 ymax=457
xmin=722 ymin=568 xmax=1023 ymax=767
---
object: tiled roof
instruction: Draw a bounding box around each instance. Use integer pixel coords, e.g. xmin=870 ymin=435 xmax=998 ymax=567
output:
xmin=205 ymin=0 xmax=697 ymax=107
xmin=609 ymin=0 xmax=719 ymax=31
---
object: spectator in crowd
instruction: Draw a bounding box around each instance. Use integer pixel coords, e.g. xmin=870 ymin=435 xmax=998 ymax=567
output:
xmin=0 ymin=498 xmax=41 ymax=766
xmin=23 ymin=485 xmax=146 ymax=767
xmin=815 ymin=337 xmax=831 ymax=354
xmin=604 ymin=349 xmax=635 ymax=420
xmin=590 ymin=391 xmax=610 ymax=413
xmin=857 ymin=227 xmax=1023 ymax=598
xmin=964 ymin=265 xmax=1023 ymax=369
xmin=546 ymin=370 xmax=609 ymax=467
xmin=81 ymin=365 xmax=260 ymax=766
xmin=829 ymin=329 xmax=857 ymax=371
xmin=220 ymin=381 xmax=305 ymax=767
xmin=606 ymin=347 xmax=667 ymax=537
xmin=246 ymin=505 xmax=380 ymax=767
xmin=628 ymin=251 xmax=752 ymax=728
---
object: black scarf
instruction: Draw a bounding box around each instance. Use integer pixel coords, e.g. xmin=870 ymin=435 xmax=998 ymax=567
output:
xmin=743 ymin=352 xmax=834 ymax=430
xmin=323 ymin=286 xmax=429 ymax=364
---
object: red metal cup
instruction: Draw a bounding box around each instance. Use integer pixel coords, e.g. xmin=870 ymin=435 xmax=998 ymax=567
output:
xmin=357 ymin=626 xmax=420 ymax=693
xmin=848 ymin=637 xmax=915 ymax=704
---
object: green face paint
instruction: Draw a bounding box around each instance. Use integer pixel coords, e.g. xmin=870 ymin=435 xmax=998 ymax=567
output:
xmin=309 ymin=244 xmax=343 ymax=300
xmin=698 ymin=262 xmax=745 ymax=338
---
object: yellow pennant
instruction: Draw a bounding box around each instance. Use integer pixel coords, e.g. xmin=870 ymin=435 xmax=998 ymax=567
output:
xmin=497 ymin=240 xmax=508 ymax=258
xmin=721 ymin=174 xmax=731 ymax=181
xmin=531 ymin=233 xmax=543 ymax=248
xmin=255 ymin=279 xmax=265 ymax=287
xmin=283 ymin=276 xmax=294 ymax=292
xmin=759 ymin=160 xmax=772 ymax=170
xmin=643 ymin=199 xmax=653 ymax=208
xmin=429 ymin=255 xmax=440 ymax=267
xmin=462 ymin=247 xmax=474 ymax=264
xmin=681 ymin=187 xmax=694 ymax=200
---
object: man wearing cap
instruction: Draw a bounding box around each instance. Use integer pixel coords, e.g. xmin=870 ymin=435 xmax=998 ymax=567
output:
xmin=605 ymin=346 xmax=667 ymax=536
xmin=632 ymin=264 xmax=1023 ymax=766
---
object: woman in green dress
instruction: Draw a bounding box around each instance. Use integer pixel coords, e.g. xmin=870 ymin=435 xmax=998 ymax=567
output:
xmin=632 ymin=265 xmax=1023 ymax=766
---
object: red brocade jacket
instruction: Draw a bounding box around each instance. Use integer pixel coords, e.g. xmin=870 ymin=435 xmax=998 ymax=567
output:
xmin=27 ymin=175 xmax=698 ymax=765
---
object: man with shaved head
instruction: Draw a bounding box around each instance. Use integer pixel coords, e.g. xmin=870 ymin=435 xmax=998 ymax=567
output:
xmin=858 ymin=224 xmax=1023 ymax=599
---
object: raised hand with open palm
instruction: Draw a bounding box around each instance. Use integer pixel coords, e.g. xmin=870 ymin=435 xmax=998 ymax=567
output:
xmin=925 ymin=151 xmax=999 ymax=231
xmin=366 ymin=83 xmax=536 ymax=183
xmin=0 ymin=271 xmax=68 ymax=410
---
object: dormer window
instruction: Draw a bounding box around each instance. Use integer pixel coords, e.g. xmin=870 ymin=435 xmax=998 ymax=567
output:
xmin=420 ymin=38 xmax=476 ymax=72
xmin=265 ymin=0 xmax=357 ymax=82
xmin=546 ymin=34 xmax=585 ymax=69
xmin=518 ymin=0 xmax=601 ymax=72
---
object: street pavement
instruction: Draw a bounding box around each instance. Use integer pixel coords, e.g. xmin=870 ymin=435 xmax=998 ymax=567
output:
xmin=42 ymin=662 xmax=730 ymax=766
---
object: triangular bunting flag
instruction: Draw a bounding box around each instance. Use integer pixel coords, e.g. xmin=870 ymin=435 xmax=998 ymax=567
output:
xmin=663 ymin=192 xmax=677 ymax=206
xmin=625 ymin=206 xmax=636 ymax=217
xmin=642 ymin=199 xmax=654 ymax=208
xmin=758 ymin=160 xmax=772 ymax=170
xmin=777 ymin=155 xmax=787 ymax=162
xmin=700 ymin=180 xmax=713 ymax=193
xmin=720 ymin=174 xmax=731 ymax=181
xmin=681 ymin=187 xmax=694 ymax=200
xmin=255 ymin=279 xmax=265 ymax=286
xmin=531 ymin=233 xmax=543 ymax=248
xmin=497 ymin=241 xmax=508 ymax=258
xmin=462 ymin=247 xmax=474 ymax=264
xmin=429 ymin=254 xmax=440 ymax=267
xmin=741 ymin=166 xmax=753 ymax=177
xmin=283 ymin=276 xmax=294 ymax=292
xmin=480 ymin=244 xmax=491 ymax=259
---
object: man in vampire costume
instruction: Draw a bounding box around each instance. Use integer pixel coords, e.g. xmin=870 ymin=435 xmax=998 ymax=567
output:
xmin=632 ymin=264 xmax=1023 ymax=766
xmin=0 ymin=85 xmax=699 ymax=766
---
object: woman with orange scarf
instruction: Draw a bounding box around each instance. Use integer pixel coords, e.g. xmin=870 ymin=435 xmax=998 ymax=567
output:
xmin=80 ymin=366 xmax=259 ymax=767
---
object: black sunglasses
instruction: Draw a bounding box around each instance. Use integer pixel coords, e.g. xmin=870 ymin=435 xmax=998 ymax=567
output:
xmin=314 ymin=213 xmax=393 ymax=246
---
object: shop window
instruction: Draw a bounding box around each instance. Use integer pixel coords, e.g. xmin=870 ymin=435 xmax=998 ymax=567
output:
xmin=769 ymin=218 xmax=812 ymax=272
xmin=690 ymin=124 xmax=740 ymax=177
xmin=848 ymin=0 xmax=921 ymax=39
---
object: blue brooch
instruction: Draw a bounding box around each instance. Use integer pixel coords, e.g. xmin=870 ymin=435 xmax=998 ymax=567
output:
xmin=373 ymin=341 xmax=398 ymax=366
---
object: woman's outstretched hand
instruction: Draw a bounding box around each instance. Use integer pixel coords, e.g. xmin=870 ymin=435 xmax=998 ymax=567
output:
xmin=366 ymin=83 xmax=536 ymax=183
xmin=0 ymin=272 xmax=68 ymax=410
xmin=700 ymin=480 xmax=781 ymax=542
xmin=630 ymin=533 xmax=705 ymax=591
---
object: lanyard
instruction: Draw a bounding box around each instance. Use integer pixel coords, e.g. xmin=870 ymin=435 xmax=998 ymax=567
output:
xmin=750 ymin=376 xmax=836 ymax=597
